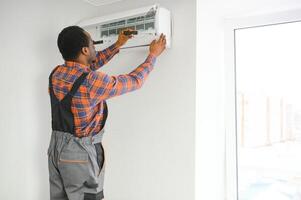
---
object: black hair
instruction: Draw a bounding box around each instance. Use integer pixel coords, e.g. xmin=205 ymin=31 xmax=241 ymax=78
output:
xmin=57 ymin=26 xmax=90 ymax=61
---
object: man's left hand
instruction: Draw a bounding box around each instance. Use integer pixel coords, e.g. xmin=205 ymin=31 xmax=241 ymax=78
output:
xmin=115 ymin=28 xmax=134 ymax=48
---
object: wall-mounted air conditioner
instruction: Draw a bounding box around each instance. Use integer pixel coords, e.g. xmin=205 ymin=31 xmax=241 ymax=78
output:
xmin=77 ymin=4 xmax=172 ymax=50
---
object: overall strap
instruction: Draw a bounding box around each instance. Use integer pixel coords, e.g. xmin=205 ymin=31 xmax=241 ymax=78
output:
xmin=64 ymin=72 xmax=88 ymax=99
xmin=49 ymin=65 xmax=89 ymax=102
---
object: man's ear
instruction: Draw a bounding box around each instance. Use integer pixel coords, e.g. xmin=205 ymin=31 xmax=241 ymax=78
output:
xmin=81 ymin=47 xmax=89 ymax=56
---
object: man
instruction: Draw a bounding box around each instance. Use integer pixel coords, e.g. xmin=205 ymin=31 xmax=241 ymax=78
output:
xmin=47 ymin=25 xmax=166 ymax=200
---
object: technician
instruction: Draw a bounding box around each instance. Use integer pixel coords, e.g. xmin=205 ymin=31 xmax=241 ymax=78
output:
xmin=47 ymin=25 xmax=166 ymax=200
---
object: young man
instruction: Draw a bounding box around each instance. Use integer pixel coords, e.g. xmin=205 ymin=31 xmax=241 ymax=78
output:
xmin=47 ymin=25 xmax=166 ymax=200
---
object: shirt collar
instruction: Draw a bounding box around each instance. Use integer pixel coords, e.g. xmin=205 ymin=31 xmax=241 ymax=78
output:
xmin=64 ymin=61 xmax=91 ymax=72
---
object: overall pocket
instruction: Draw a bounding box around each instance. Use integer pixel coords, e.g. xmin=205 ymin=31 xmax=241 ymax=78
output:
xmin=57 ymin=139 xmax=91 ymax=188
xmin=94 ymin=142 xmax=105 ymax=176
xmin=59 ymin=151 xmax=89 ymax=164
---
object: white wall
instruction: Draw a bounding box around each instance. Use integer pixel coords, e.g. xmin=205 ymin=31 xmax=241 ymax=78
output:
xmin=196 ymin=0 xmax=301 ymax=200
xmin=0 ymin=0 xmax=196 ymax=200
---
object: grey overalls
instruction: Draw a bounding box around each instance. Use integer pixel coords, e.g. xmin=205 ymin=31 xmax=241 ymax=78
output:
xmin=47 ymin=66 xmax=108 ymax=200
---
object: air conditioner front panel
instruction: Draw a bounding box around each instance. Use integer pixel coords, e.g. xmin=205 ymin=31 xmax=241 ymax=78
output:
xmin=84 ymin=26 xmax=99 ymax=41
xmin=78 ymin=4 xmax=171 ymax=50
xmin=157 ymin=7 xmax=171 ymax=48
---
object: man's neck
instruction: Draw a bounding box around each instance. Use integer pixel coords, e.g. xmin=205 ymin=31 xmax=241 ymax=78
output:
xmin=73 ymin=59 xmax=89 ymax=66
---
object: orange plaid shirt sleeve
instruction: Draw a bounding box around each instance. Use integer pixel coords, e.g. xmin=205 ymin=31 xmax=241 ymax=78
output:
xmin=87 ymin=54 xmax=157 ymax=105
xmin=90 ymin=43 xmax=120 ymax=71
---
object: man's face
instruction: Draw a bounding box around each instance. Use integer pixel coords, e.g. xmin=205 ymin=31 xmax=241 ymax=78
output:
xmin=84 ymin=31 xmax=97 ymax=65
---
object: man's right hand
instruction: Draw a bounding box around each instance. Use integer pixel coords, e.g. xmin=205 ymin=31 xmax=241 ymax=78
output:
xmin=116 ymin=28 xmax=135 ymax=48
xmin=149 ymin=33 xmax=166 ymax=57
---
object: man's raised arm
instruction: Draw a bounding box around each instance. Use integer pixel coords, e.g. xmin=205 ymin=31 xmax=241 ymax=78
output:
xmin=90 ymin=28 xmax=134 ymax=71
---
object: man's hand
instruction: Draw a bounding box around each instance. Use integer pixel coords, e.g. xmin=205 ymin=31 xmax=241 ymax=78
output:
xmin=149 ymin=34 xmax=166 ymax=57
xmin=115 ymin=28 xmax=134 ymax=48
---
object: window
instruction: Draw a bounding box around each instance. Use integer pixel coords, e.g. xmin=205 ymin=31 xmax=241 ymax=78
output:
xmin=236 ymin=21 xmax=301 ymax=200
xmin=225 ymin=10 xmax=301 ymax=200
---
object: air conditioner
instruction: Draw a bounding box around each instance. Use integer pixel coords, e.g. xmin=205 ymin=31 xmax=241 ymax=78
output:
xmin=77 ymin=4 xmax=172 ymax=50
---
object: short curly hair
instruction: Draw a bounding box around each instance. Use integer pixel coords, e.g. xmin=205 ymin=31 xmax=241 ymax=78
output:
xmin=57 ymin=26 xmax=90 ymax=61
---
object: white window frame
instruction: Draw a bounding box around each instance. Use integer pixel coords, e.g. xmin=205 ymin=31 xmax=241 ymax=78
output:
xmin=224 ymin=9 xmax=301 ymax=200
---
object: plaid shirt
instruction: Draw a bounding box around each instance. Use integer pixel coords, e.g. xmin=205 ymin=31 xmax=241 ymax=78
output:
xmin=48 ymin=43 xmax=157 ymax=137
